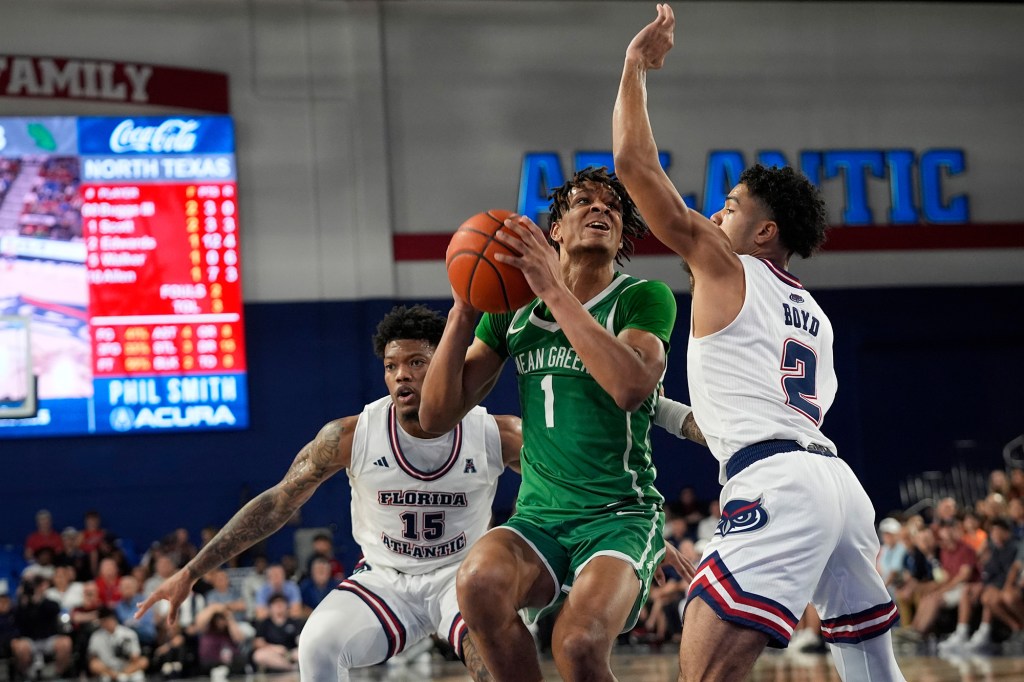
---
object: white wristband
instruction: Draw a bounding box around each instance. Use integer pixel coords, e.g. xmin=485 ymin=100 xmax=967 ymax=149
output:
xmin=654 ymin=396 xmax=693 ymax=440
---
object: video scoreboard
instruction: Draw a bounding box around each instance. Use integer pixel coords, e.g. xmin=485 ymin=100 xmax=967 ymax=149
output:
xmin=0 ymin=115 xmax=249 ymax=437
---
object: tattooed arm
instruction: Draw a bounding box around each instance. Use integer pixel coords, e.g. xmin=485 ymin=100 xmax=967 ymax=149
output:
xmin=654 ymin=395 xmax=707 ymax=447
xmin=135 ymin=415 xmax=356 ymax=625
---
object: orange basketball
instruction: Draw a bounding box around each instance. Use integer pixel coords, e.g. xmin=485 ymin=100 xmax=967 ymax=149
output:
xmin=446 ymin=210 xmax=535 ymax=313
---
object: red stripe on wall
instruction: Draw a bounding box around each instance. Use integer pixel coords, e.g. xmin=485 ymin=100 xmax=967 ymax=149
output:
xmin=393 ymin=223 xmax=1024 ymax=262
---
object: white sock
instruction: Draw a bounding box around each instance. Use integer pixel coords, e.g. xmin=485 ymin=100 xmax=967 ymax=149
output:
xmin=972 ymin=622 xmax=991 ymax=641
xmin=955 ymin=623 xmax=970 ymax=638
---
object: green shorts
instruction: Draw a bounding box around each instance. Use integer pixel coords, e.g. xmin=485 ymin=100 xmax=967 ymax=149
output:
xmin=502 ymin=501 xmax=666 ymax=632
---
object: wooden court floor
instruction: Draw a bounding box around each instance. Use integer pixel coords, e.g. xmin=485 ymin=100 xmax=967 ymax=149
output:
xmin=299 ymin=648 xmax=1024 ymax=681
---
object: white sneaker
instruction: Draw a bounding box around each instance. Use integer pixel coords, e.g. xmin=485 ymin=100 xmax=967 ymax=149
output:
xmin=962 ymin=635 xmax=994 ymax=655
xmin=938 ymin=632 xmax=968 ymax=654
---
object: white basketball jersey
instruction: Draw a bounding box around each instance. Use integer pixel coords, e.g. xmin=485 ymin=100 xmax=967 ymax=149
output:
xmin=687 ymin=255 xmax=838 ymax=483
xmin=347 ymin=396 xmax=504 ymax=575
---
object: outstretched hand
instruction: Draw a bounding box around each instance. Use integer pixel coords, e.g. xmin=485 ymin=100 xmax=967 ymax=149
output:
xmin=625 ymin=3 xmax=675 ymax=70
xmin=134 ymin=567 xmax=195 ymax=627
xmin=493 ymin=214 xmax=563 ymax=301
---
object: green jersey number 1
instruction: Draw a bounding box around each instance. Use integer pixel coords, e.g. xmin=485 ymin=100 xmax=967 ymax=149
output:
xmin=541 ymin=374 xmax=555 ymax=428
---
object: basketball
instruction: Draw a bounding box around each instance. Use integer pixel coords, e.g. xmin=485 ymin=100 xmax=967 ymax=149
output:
xmin=446 ymin=210 xmax=535 ymax=313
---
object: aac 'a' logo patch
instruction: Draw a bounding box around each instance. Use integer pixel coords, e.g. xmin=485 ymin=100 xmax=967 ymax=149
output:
xmin=463 ymin=458 xmax=477 ymax=474
xmin=715 ymin=497 xmax=770 ymax=537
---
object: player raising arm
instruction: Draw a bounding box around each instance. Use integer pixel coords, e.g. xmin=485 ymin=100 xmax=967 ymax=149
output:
xmin=613 ymin=5 xmax=905 ymax=681
xmin=135 ymin=305 xmax=521 ymax=682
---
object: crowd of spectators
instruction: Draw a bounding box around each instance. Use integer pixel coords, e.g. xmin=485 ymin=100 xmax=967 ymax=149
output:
xmin=17 ymin=158 xmax=82 ymax=242
xmin=0 ymin=160 xmax=21 ymax=206
xmin=1 ymin=510 xmax=345 ymax=681
xmin=885 ymin=467 xmax=1024 ymax=656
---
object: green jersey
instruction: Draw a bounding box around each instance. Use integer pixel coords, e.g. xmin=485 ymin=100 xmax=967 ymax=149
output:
xmin=477 ymin=273 xmax=676 ymax=514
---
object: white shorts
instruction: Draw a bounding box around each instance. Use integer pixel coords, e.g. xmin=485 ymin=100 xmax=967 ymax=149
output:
xmin=686 ymin=448 xmax=898 ymax=648
xmin=298 ymin=561 xmax=466 ymax=681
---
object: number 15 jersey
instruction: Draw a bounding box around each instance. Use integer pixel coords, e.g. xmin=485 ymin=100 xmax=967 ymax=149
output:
xmin=687 ymin=255 xmax=838 ymax=484
xmin=477 ymin=273 xmax=676 ymax=514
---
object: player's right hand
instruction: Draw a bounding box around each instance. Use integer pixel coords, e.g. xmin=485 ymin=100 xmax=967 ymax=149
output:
xmin=625 ymin=3 xmax=675 ymax=71
xmin=134 ymin=568 xmax=194 ymax=626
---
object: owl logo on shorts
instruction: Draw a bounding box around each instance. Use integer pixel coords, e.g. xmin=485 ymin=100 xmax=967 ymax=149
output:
xmin=715 ymin=497 xmax=770 ymax=537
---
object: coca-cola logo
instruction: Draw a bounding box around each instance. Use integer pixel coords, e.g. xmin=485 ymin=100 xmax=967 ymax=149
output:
xmin=109 ymin=118 xmax=200 ymax=153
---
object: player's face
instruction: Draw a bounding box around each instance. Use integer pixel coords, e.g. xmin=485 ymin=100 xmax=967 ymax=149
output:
xmin=382 ymin=339 xmax=435 ymax=420
xmin=551 ymin=182 xmax=624 ymax=259
xmin=709 ymin=183 xmax=771 ymax=255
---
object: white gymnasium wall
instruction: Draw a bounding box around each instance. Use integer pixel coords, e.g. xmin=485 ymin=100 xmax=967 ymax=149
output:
xmin=1 ymin=1 xmax=1022 ymax=302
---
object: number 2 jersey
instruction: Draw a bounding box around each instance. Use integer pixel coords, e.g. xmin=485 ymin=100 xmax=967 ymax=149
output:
xmin=687 ymin=255 xmax=838 ymax=484
xmin=347 ymin=396 xmax=504 ymax=575
xmin=476 ymin=273 xmax=677 ymax=514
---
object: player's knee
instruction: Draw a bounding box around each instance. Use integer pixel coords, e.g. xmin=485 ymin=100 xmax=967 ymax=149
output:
xmin=298 ymin=610 xmax=343 ymax=671
xmin=456 ymin=557 xmax=510 ymax=615
xmin=555 ymin=624 xmax=610 ymax=674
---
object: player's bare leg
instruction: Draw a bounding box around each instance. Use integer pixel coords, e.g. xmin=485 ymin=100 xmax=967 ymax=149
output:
xmin=461 ymin=634 xmax=492 ymax=682
xmin=678 ymin=598 xmax=768 ymax=681
xmin=551 ymin=556 xmax=640 ymax=682
xmin=457 ymin=528 xmax=554 ymax=682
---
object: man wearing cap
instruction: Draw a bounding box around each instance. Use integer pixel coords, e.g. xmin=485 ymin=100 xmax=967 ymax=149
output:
xmin=87 ymin=606 xmax=149 ymax=682
xmin=877 ymin=518 xmax=907 ymax=597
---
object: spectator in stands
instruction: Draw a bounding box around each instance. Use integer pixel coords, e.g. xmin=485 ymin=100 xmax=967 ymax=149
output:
xmin=94 ymin=557 xmax=122 ymax=607
xmin=1011 ymin=468 xmax=1024 ymax=500
xmin=280 ymin=555 xmax=300 ymax=583
xmin=239 ymin=556 xmax=268 ymax=621
xmin=21 ymin=546 xmax=57 ymax=583
xmin=24 ymin=510 xmax=64 ymax=562
xmin=45 ymin=564 xmax=84 ymax=615
xmin=143 ymin=556 xmax=176 ymax=599
xmin=304 ymin=533 xmax=344 ymax=581
xmin=932 ymin=497 xmax=959 ymax=530
xmin=666 ymin=486 xmax=707 ymax=532
xmin=895 ymin=519 xmax=978 ymax=646
xmin=939 ymin=517 xmax=1021 ymax=654
xmin=894 ymin=525 xmax=939 ymax=624
xmin=195 ymin=605 xmax=247 ymax=677
xmin=114 ymin=576 xmax=157 ymax=649
xmin=877 ymin=517 xmax=908 ymax=598
xmin=70 ymin=581 xmax=103 ymax=675
xmin=251 ymin=594 xmax=301 ymax=672
xmin=962 ymin=510 xmax=989 ymax=554
xmin=1008 ymin=498 xmax=1024 ymax=541
xmin=298 ymin=558 xmax=335 ymax=617
xmin=87 ymin=607 xmax=148 ymax=682
xmin=0 ymin=586 xmax=17 ymax=672
xmin=253 ymin=565 xmax=301 ymax=621
xmin=80 ymin=511 xmax=106 ymax=557
xmin=57 ymin=526 xmax=92 ymax=582
xmin=204 ymin=570 xmax=248 ymax=623
xmin=694 ymin=499 xmax=721 ymax=543
xmin=10 ymin=576 xmax=74 ymax=679
xmin=161 ymin=529 xmax=197 ymax=570
xmin=990 ymin=469 xmax=1012 ymax=500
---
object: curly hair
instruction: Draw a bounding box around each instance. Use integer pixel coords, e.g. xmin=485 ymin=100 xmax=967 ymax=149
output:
xmin=371 ymin=305 xmax=447 ymax=358
xmin=739 ymin=164 xmax=828 ymax=259
xmin=547 ymin=166 xmax=649 ymax=265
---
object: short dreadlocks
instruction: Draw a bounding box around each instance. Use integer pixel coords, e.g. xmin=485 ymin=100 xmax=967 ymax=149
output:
xmin=547 ymin=166 xmax=649 ymax=265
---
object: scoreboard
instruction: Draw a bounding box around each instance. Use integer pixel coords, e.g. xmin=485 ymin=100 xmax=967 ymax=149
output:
xmin=0 ymin=115 xmax=249 ymax=437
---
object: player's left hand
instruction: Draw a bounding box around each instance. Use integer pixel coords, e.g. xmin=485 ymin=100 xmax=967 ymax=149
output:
xmin=493 ymin=214 xmax=564 ymax=301
xmin=654 ymin=541 xmax=695 ymax=586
